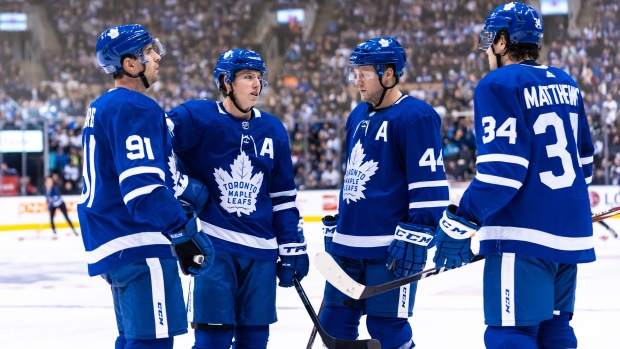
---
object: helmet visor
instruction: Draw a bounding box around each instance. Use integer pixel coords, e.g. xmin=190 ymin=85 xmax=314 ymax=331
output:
xmin=478 ymin=29 xmax=496 ymax=50
xmin=348 ymin=69 xmax=377 ymax=82
xmin=151 ymin=38 xmax=166 ymax=57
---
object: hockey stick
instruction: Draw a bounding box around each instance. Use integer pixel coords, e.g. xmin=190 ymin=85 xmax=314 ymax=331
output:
xmin=315 ymin=252 xmax=485 ymax=300
xmin=293 ymin=278 xmax=381 ymax=349
xmin=316 ymin=207 xmax=620 ymax=300
xmin=592 ymin=205 xmax=620 ymax=223
xmin=306 ymin=300 xmax=324 ymax=349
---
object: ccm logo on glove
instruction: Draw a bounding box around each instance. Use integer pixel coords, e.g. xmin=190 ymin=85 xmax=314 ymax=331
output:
xmin=439 ymin=209 xmax=477 ymax=239
xmin=323 ymin=225 xmax=336 ymax=237
xmin=394 ymin=228 xmax=433 ymax=246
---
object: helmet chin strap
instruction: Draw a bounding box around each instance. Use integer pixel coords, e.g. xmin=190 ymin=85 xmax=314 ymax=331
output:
xmin=223 ymin=84 xmax=253 ymax=114
xmin=223 ymin=80 xmax=263 ymax=114
xmin=122 ymin=63 xmax=150 ymax=89
xmin=369 ymin=75 xmax=399 ymax=110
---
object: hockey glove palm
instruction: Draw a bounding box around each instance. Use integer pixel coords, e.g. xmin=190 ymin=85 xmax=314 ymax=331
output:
xmin=177 ymin=176 xmax=210 ymax=216
xmin=321 ymin=214 xmax=339 ymax=253
xmin=167 ymin=216 xmax=215 ymax=276
xmin=277 ymin=239 xmax=309 ymax=287
xmin=433 ymin=205 xmax=479 ymax=269
xmin=386 ymin=222 xmax=434 ymax=277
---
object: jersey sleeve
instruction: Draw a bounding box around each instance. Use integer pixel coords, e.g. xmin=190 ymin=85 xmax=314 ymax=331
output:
xmin=397 ymin=110 xmax=449 ymax=232
xmin=457 ymin=81 xmax=530 ymax=223
xmin=271 ymin=127 xmax=301 ymax=244
xmin=165 ymin=103 xmax=196 ymax=153
xmin=109 ymin=102 xmax=187 ymax=232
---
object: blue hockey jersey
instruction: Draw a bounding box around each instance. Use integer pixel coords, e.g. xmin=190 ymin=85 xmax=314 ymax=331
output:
xmin=457 ymin=61 xmax=595 ymax=264
xmin=45 ymin=185 xmax=63 ymax=209
xmin=165 ymin=100 xmax=300 ymax=261
xmin=78 ymin=88 xmax=189 ymax=276
xmin=331 ymin=95 xmax=450 ymax=259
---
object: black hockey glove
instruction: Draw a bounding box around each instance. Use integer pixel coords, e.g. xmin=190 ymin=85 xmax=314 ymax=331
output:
xmin=167 ymin=216 xmax=214 ymax=276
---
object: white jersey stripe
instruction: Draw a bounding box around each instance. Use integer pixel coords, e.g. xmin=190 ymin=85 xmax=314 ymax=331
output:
xmin=269 ymin=189 xmax=297 ymax=198
xmin=408 ymin=180 xmax=449 ymax=190
xmin=580 ymin=156 xmax=593 ymax=165
xmin=119 ymin=166 xmax=166 ymax=184
xmin=85 ymin=232 xmax=171 ymax=264
xmin=409 ymin=200 xmax=450 ymax=209
xmin=585 ymin=176 xmax=592 ymax=184
xmin=333 ymin=232 xmax=393 ymax=247
xmin=199 ymin=219 xmax=278 ymax=249
xmin=273 ymin=202 xmax=297 ymax=212
xmin=476 ymin=154 xmax=529 ymax=168
xmin=475 ymin=173 xmax=522 ymax=189
xmin=501 ymin=253 xmax=516 ymax=326
xmin=146 ymin=258 xmax=169 ymax=338
xmin=478 ymin=226 xmax=594 ymax=251
xmin=123 ymin=184 xmax=165 ymax=204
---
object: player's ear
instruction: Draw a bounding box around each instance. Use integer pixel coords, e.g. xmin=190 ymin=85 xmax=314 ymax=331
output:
xmin=121 ymin=55 xmax=136 ymax=74
xmin=384 ymin=66 xmax=393 ymax=79
xmin=224 ymin=80 xmax=233 ymax=94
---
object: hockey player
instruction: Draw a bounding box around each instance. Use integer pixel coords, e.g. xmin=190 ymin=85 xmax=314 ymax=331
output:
xmin=44 ymin=176 xmax=78 ymax=237
xmin=165 ymin=49 xmax=309 ymax=349
xmin=78 ymin=24 xmax=214 ymax=349
xmin=433 ymin=3 xmax=595 ymax=348
xmin=318 ymin=37 xmax=449 ymax=349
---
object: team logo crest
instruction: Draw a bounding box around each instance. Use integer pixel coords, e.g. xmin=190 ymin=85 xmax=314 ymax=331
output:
xmin=242 ymin=121 xmax=249 ymax=130
xmin=168 ymin=154 xmax=188 ymax=197
xmin=165 ymin=116 xmax=175 ymax=137
xmin=214 ymin=152 xmax=264 ymax=216
xmin=503 ymin=3 xmax=516 ymax=11
xmin=378 ymin=38 xmax=390 ymax=47
xmin=107 ymin=28 xmax=119 ymax=39
xmin=342 ymin=140 xmax=378 ymax=204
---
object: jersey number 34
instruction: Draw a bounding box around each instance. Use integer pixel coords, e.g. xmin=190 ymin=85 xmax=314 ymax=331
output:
xmin=482 ymin=112 xmax=580 ymax=190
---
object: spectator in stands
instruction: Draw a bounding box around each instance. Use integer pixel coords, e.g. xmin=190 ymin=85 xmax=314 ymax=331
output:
xmin=1 ymin=163 xmax=18 ymax=176
xmin=62 ymin=158 xmax=80 ymax=193
xmin=321 ymin=162 xmax=339 ymax=188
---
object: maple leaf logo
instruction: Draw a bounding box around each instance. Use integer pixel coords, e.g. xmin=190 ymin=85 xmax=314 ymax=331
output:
xmin=168 ymin=154 xmax=188 ymax=197
xmin=342 ymin=140 xmax=378 ymax=204
xmin=214 ymin=151 xmax=264 ymax=217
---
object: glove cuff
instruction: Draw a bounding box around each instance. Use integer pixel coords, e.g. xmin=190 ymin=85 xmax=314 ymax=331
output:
xmin=440 ymin=209 xmax=478 ymax=240
xmin=167 ymin=217 xmax=199 ymax=243
xmin=394 ymin=222 xmax=434 ymax=246
xmin=279 ymin=241 xmax=307 ymax=255
xmin=321 ymin=215 xmax=338 ymax=237
xmin=178 ymin=176 xmax=209 ymax=213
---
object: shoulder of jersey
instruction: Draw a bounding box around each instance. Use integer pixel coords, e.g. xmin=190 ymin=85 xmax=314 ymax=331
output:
xmin=93 ymin=88 xmax=161 ymax=118
xmin=254 ymin=108 xmax=289 ymax=135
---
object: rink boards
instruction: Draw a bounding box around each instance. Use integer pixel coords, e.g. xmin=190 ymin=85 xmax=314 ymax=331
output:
xmin=1 ymin=184 xmax=619 ymax=231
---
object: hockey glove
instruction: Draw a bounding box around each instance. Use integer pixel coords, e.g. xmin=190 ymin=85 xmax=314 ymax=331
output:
xmin=177 ymin=176 xmax=210 ymax=216
xmin=386 ymin=222 xmax=435 ymax=277
xmin=277 ymin=238 xmax=309 ymax=287
xmin=433 ymin=204 xmax=479 ymax=269
xmin=321 ymin=214 xmax=339 ymax=253
xmin=167 ymin=215 xmax=215 ymax=276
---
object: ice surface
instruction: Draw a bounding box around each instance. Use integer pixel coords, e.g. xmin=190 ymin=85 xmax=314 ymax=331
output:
xmin=0 ymin=222 xmax=618 ymax=348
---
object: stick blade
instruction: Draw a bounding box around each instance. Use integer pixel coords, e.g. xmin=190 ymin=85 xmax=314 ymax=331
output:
xmin=314 ymin=252 xmax=364 ymax=299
